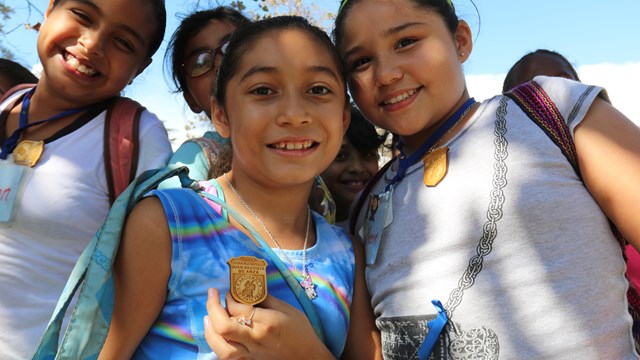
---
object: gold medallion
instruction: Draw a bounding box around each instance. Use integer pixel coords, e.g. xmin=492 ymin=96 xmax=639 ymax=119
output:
xmin=13 ymin=140 xmax=44 ymax=167
xmin=423 ymin=146 xmax=449 ymax=187
xmin=228 ymin=256 xmax=268 ymax=305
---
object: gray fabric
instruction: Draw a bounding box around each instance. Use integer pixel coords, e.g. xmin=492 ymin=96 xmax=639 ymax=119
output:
xmin=356 ymin=77 xmax=637 ymax=359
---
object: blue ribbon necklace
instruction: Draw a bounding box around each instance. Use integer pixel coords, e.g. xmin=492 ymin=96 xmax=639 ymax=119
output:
xmin=0 ymin=87 xmax=88 ymax=161
xmin=385 ymin=97 xmax=476 ymax=191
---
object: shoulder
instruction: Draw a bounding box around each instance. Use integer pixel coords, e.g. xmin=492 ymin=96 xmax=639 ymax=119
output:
xmin=533 ymin=76 xmax=605 ymax=115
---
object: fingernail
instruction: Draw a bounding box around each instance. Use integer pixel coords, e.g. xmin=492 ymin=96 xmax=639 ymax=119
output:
xmin=208 ymin=288 xmax=214 ymax=298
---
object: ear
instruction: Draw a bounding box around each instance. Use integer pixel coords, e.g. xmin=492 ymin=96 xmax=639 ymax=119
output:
xmin=342 ymin=102 xmax=351 ymax=135
xmin=183 ymin=91 xmax=203 ymax=114
xmin=212 ymin=103 xmax=231 ymax=139
xmin=454 ymin=20 xmax=473 ymax=63
xmin=45 ymin=0 xmax=56 ymax=18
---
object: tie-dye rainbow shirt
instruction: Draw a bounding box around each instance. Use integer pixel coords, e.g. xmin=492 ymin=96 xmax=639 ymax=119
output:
xmin=133 ymin=181 xmax=354 ymax=359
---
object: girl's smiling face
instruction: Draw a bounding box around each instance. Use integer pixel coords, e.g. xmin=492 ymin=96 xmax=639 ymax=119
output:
xmin=213 ymin=28 xmax=349 ymax=187
xmin=182 ymin=20 xmax=237 ymax=117
xmin=37 ymin=0 xmax=157 ymax=106
xmin=340 ymin=0 xmax=472 ymax=153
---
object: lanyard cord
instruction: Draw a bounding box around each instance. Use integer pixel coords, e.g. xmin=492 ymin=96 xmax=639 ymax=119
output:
xmin=385 ymin=97 xmax=476 ymax=191
xmin=0 ymin=87 xmax=89 ymax=159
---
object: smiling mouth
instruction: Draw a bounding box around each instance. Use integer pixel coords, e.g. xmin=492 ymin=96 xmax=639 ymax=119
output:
xmin=64 ymin=52 xmax=98 ymax=77
xmin=269 ymin=140 xmax=316 ymax=150
xmin=381 ymin=88 xmax=419 ymax=106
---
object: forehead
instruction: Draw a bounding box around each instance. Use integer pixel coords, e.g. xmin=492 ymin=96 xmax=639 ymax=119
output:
xmin=340 ymin=1 xmax=438 ymax=48
xmin=236 ymin=29 xmax=342 ymax=80
xmin=185 ymin=20 xmax=237 ymax=55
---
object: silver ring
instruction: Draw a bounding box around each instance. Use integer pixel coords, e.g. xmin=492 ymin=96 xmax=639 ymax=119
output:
xmin=237 ymin=307 xmax=256 ymax=327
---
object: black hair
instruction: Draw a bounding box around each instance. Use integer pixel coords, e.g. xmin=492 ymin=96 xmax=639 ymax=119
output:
xmin=333 ymin=0 xmax=459 ymax=50
xmin=52 ymin=0 xmax=166 ymax=59
xmin=164 ymin=7 xmax=251 ymax=94
xmin=502 ymin=49 xmax=581 ymax=92
xmin=214 ymin=15 xmax=347 ymax=107
xmin=0 ymin=59 xmax=38 ymax=86
xmin=347 ymin=104 xmax=387 ymax=153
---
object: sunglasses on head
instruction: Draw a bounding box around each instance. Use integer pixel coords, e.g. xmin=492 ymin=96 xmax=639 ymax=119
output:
xmin=181 ymin=41 xmax=229 ymax=78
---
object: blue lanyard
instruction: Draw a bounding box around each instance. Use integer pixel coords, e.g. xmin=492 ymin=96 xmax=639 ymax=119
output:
xmin=385 ymin=97 xmax=475 ymax=191
xmin=0 ymin=87 xmax=88 ymax=159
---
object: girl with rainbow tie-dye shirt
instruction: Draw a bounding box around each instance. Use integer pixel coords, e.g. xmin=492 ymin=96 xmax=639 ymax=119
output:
xmin=99 ymin=15 xmax=380 ymax=360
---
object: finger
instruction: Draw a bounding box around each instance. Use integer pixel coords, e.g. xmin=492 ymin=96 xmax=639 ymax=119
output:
xmin=206 ymin=288 xmax=231 ymax=321
xmin=256 ymin=294 xmax=299 ymax=315
xmin=204 ymin=315 xmax=249 ymax=360
xmin=224 ymin=291 xmax=258 ymax=322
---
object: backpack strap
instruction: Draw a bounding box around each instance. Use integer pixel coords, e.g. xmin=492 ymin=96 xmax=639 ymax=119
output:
xmin=505 ymin=81 xmax=640 ymax=349
xmin=504 ymin=80 xmax=581 ymax=178
xmin=0 ymin=83 xmax=36 ymax=105
xmin=186 ymin=136 xmax=232 ymax=179
xmin=32 ymin=166 xmax=194 ymax=360
xmin=349 ymin=158 xmax=395 ymax=236
xmin=103 ymin=97 xmax=143 ymax=204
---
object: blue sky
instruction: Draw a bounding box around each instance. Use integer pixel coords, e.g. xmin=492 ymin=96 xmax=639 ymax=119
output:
xmin=4 ymin=0 xmax=640 ymax=145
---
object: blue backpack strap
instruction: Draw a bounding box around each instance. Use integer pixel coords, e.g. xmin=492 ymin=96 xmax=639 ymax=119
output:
xmin=199 ymin=191 xmax=326 ymax=343
xmin=32 ymin=165 xmax=194 ymax=360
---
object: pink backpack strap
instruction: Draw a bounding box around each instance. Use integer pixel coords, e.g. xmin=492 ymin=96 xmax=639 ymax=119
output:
xmin=0 ymin=83 xmax=36 ymax=105
xmin=103 ymin=97 xmax=143 ymax=204
xmin=505 ymin=80 xmax=640 ymax=348
xmin=505 ymin=80 xmax=581 ymax=178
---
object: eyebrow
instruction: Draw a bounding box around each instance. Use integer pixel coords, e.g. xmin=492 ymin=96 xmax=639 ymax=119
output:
xmin=72 ymin=0 xmax=148 ymax=50
xmin=240 ymin=65 xmax=339 ymax=82
xmin=343 ymin=21 xmax=424 ymax=60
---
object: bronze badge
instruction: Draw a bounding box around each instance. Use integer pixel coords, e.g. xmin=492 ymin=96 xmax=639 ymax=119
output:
xmin=423 ymin=146 xmax=449 ymax=187
xmin=228 ymin=256 xmax=268 ymax=305
xmin=13 ymin=140 xmax=44 ymax=167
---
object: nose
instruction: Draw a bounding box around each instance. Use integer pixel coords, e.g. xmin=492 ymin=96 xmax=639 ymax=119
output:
xmin=79 ymin=30 xmax=105 ymax=57
xmin=276 ymin=94 xmax=311 ymax=126
xmin=347 ymin=155 xmax=368 ymax=174
xmin=374 ymin=55 xmax=402 ymax=87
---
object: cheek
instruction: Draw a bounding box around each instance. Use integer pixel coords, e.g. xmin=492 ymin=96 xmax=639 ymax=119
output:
xmin=364 ymin=160 xmax=379 ymax=175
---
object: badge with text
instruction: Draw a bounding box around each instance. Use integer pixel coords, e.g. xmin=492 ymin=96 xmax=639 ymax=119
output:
xmin=362 ymin=189 xmax=393 ymax=265
xmin=13 ymin=140 xmax=44 ymax=167
xmin=228 ymin=256 xmax=268 ymax=305
xmin=0 ymin=161 xmax=25 ymax=223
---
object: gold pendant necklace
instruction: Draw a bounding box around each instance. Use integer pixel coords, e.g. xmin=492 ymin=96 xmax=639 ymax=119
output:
xmin=422 ymin=103 xmax=475 ymax=187
xmin=13 ymin=140 xmax=44 ymax=167
xmin=224 ymin=174 xmax=317 ymax=300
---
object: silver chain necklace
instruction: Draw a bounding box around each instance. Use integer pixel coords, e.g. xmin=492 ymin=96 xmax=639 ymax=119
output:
xmin=223 ymin=173 xmax=317 ymax=300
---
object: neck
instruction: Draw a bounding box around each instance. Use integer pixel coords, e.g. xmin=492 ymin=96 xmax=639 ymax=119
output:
xmin=401 ymin=94 xmax=477 ymax=156
xmin=221 ymin=171 xmax=314 ymax=249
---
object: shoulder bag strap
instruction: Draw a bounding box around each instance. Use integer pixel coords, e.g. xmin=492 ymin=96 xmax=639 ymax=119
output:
xmin=104 ymin=97 xmax=143 ymax=204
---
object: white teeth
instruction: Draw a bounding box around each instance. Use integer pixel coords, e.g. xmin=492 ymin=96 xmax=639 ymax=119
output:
xmin=65 ymin=53 xmax=97 ymax=76
xmin=273 ymin=141 xmax=313 ymax=150
xmin=383 ymin=89 xmax=417 ymax=105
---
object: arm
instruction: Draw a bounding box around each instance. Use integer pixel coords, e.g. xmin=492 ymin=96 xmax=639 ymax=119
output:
xmin=574 ymin=97 xmax=640 ymax=248
xmin=98 ymin=197 xmax=172 ymax=359
xmin=341 ymin=235 xmax=382 ymax=360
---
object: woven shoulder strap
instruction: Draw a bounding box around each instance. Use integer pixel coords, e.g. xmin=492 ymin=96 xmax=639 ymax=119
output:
xmin=104 ymin=97 xmax=143 ymax=204
xmin=505 ymin=80 xmax=640 ymax=349
xmin=504 ymin=81 xmax=581 ymax=178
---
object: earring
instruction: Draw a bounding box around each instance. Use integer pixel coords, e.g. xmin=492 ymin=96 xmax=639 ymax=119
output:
xmin=460 ymin=52 xmax=465 ymax=57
